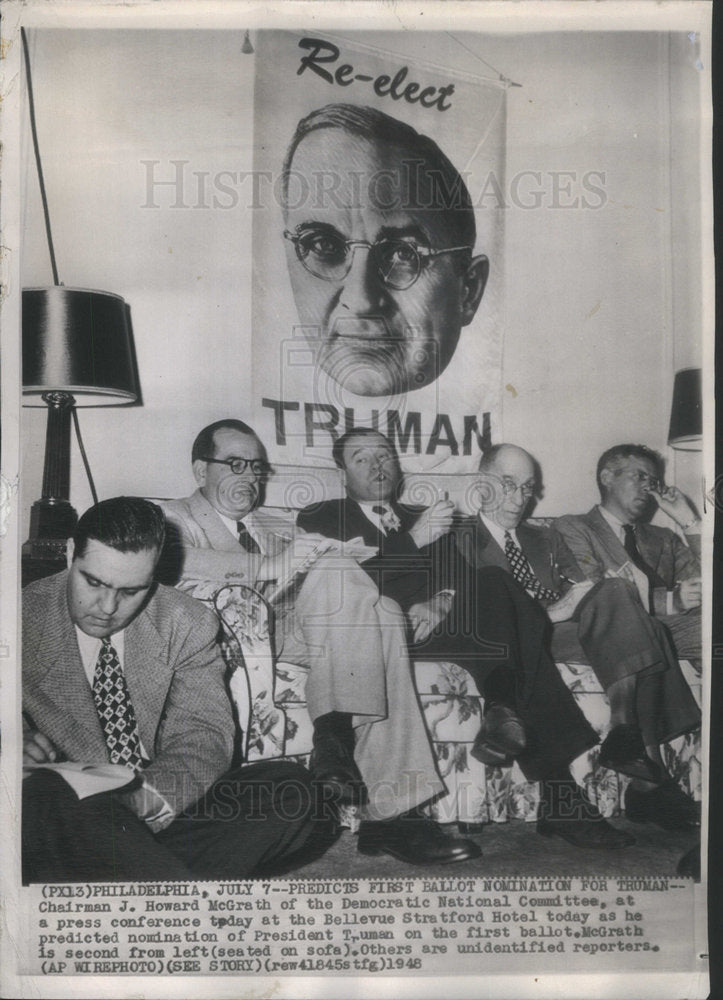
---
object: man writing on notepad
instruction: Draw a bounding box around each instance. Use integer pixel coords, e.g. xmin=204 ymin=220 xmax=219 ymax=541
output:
xmin=22 ymin=497 xmax=317 ymax=882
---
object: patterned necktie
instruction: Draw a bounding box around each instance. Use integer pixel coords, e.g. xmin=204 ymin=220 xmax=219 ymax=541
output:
xmin=622 ymin=524 xmax=656 ymax=614
xmin=372 ymin=504 xmax=401 ymax=534
xmin=504 ymin=531 xmax=559 ymax=602
xmin=237 ymin=520 xmax=261 ymax=553
xmin=92 ymin=638 xmax=143 ymax=770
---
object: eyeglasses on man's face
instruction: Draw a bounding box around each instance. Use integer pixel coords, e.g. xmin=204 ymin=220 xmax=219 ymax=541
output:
xmin=284 ymin=226 xmax=473 ymax=291
xmin=202 ymin=457 xmax=270 ymax=476
xmin=613 ymin=467 xmax=660 ymax=492
xmin=499 ymin=477 xmax=535 ymax=499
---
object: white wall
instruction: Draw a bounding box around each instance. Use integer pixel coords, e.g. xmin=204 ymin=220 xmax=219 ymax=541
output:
xmin=19 ymin=27 xmax=705 ymax=534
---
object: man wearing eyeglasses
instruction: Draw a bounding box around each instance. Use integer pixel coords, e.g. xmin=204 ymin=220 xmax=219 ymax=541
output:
xmin=467 ymin=443 xmax=700 ymax=836
xmin=298 ymin=429 xmax=636 ymax=851
xmin=281 ymin=103 xmax=489 ymax=397
xmin=160 ymin=419 xmax=482 ymax=866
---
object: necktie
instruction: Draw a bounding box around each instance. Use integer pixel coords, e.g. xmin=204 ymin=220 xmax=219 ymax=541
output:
xmin=237 ymin=520 xmax=261 ymax=553
xmin=92 ymin=638 xmax=143 ymax=770
xmin=372 ymin=504 xmax=401 ymax=534
xmin=622 ymin=524 xmax=656 ymax=614
xmin=504 ymin=531 xmax=559 ymax=603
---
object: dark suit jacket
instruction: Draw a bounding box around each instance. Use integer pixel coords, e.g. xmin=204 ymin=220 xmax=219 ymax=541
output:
xmin=23 ymin=571 xmax=234 ymax=818
xmin=452 ymin=516 xmax=586 ymax=605
xmin=297 ymin=497 xmax=434 ymax=607
xmin=555 ymin=506 xmax=700 ymax=617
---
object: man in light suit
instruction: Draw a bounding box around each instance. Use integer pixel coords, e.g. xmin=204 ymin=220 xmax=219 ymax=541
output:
xmin=160 ymin=420 xmax=481 ymax=865
xmin=22 ymin=497 xmax=316 ymax=883
xmin=553 ymin=442 xmax=702 ymax=830
xmin=298 ymin=428 xmax=635 ymax=850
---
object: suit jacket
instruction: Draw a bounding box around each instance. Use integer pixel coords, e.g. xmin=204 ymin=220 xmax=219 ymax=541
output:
xmin=554 ymin=506 xmax=700 ymax=617
xmin=159 ymin=490 xmax=292 ymax=593
xmin=23 ymin=571 xmax=233 ymax=817
xmin=453 ymin=516 xmax=586 ymax=607
xmin=297 ymin=497 xmax=435 ymax=608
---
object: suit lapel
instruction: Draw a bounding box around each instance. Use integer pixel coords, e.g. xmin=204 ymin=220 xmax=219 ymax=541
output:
xmin=125 ymin=600 xmax=173 ymax=756
xmin=587 ymin=506 xmax=630 ymax=569
xmin=345 ymin=499 xmax=384 ymax=546
xmin=517 ymin=524 xmax=555 ymax=588
xmin=31 ymin=576 xmax=109 ymax=761
xmin=188 ymin=489 xmax=240 ymax=552
xmin=472 ymin=518 xmax=509 ymax=571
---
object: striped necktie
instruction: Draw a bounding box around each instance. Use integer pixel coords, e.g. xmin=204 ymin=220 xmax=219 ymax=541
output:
xmin=504 ymin=531 xmax=559 ymax=603
xmin=92 ymin=637 xmax=143 ymax=770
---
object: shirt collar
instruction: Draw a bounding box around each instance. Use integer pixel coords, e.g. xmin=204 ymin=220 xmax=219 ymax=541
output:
xmin=75 ymin=627 xmax=125 ymax=684
xmin=479 ymin=511 xmax=518 ymax=549
xmin=597 ymin=503 xmax=628 ymax=541
xmin=217 ymin=510 xmax=265 ymax=554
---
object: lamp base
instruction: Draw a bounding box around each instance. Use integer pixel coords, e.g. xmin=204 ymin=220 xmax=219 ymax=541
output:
xmin=22 ymin=498 xmax=77 ymax=585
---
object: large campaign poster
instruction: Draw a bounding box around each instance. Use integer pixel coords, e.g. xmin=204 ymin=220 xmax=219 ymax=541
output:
xmin=251 ymin=31 xmax=507 ymax=475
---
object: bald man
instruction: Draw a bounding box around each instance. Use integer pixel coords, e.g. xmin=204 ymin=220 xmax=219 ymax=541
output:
xmin=460 ymin=444 xmax=700 ymax=833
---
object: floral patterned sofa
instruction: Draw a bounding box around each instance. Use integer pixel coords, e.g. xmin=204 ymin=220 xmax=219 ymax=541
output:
xmin=186 ymin=465 xmax=702 ymax=826
xmin=191 ymin=576 xmax=701 ymax=829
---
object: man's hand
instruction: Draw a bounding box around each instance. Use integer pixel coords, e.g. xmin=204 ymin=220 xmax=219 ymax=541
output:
xmin=258 ymin=533 xmax=335 ymax=582
xmin=650 ymin=485 xmax=700 ymax=531
xmin=408 ymin=591 xmax=455 ymax=644
xmin=23 ymin=729 xmax=59 ymax=766
xmin=675 ymin=577 xmax=702 ymax=611
xmin=409 ymin=499 xmax=455 ymax=549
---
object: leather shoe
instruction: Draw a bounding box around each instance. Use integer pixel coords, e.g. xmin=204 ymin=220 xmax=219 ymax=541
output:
xmin=358 ymin=816 xmax=482 ymax=864
xmin=310 ymin=731 xmax=367 ymax=806
xmin=625 ymin=779 xmax=700 ymax=831
xmin=598 ymin=724 xmax=663 ymax=783
xmin=470 ymin=704 xmax=527 ymax=766
xmin=458 ymin=820 xmax=486 ymax=834
xmin=537 ymin=778 xmax=636 ymax=849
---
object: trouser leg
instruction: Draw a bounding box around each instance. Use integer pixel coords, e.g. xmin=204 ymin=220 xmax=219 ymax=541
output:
xmin=157 ymin=762 xmax=318 ymax=878
xmin=22 ymin=770 xmax=191 ymax=883
xmin=277 ymin=558 xmax=446 ymax=821
xmin=413 ymin=567 xmax=598 ymax=781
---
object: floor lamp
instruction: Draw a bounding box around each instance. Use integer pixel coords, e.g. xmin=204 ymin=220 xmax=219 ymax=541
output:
xmin=20 ymin=30 xmax=140 ymax=582
xmin=22 ymin=287 xmax=140 ymax=577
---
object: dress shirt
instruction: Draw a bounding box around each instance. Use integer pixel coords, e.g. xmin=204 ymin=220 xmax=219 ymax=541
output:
xmin=217 ymin=511 xmax=266 ymax=554
xmin=75 ymin=626 xmax=173 ymax=829
xmin=478 ymin=511 xmax=520 ymax=550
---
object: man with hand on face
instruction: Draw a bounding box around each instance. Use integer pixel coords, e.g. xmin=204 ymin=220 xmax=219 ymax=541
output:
xmin=298 ymin=429 xmax=634 ymax=850
xmin=160 ymin=420 xmax=481 ymax=865
xmin=554 ymin=443 xmax=702 ymax=830
xmin=281 ymin=103 xmax=489 ymax=397
xmin=22 ymin=497 xmax=317 ymax=882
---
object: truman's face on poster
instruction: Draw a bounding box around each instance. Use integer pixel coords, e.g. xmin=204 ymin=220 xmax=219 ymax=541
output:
xmin=283 ymin=128 xmax=488 ymax=397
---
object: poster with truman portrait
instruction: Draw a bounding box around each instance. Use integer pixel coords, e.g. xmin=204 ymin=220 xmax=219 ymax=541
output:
xmin=251 ymin=32 xmax=507 ymax=474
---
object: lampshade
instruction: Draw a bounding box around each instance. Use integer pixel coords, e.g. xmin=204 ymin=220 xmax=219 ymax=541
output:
xmin=668 ymin=367 xmax=702 ymax=450
xmin=22 ymin=287 xmax=139 ymax=405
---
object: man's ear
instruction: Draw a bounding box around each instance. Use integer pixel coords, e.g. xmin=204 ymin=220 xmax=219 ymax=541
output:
xmin=460 ymin=254 xmax=489 ymax=326
xmin=66 ymin=538 xmax=75 ymax=568
xmin=599 ymin=468 xmax=613 ymax=493
xmin=192 ymin=459 xmax=207 ymax=488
